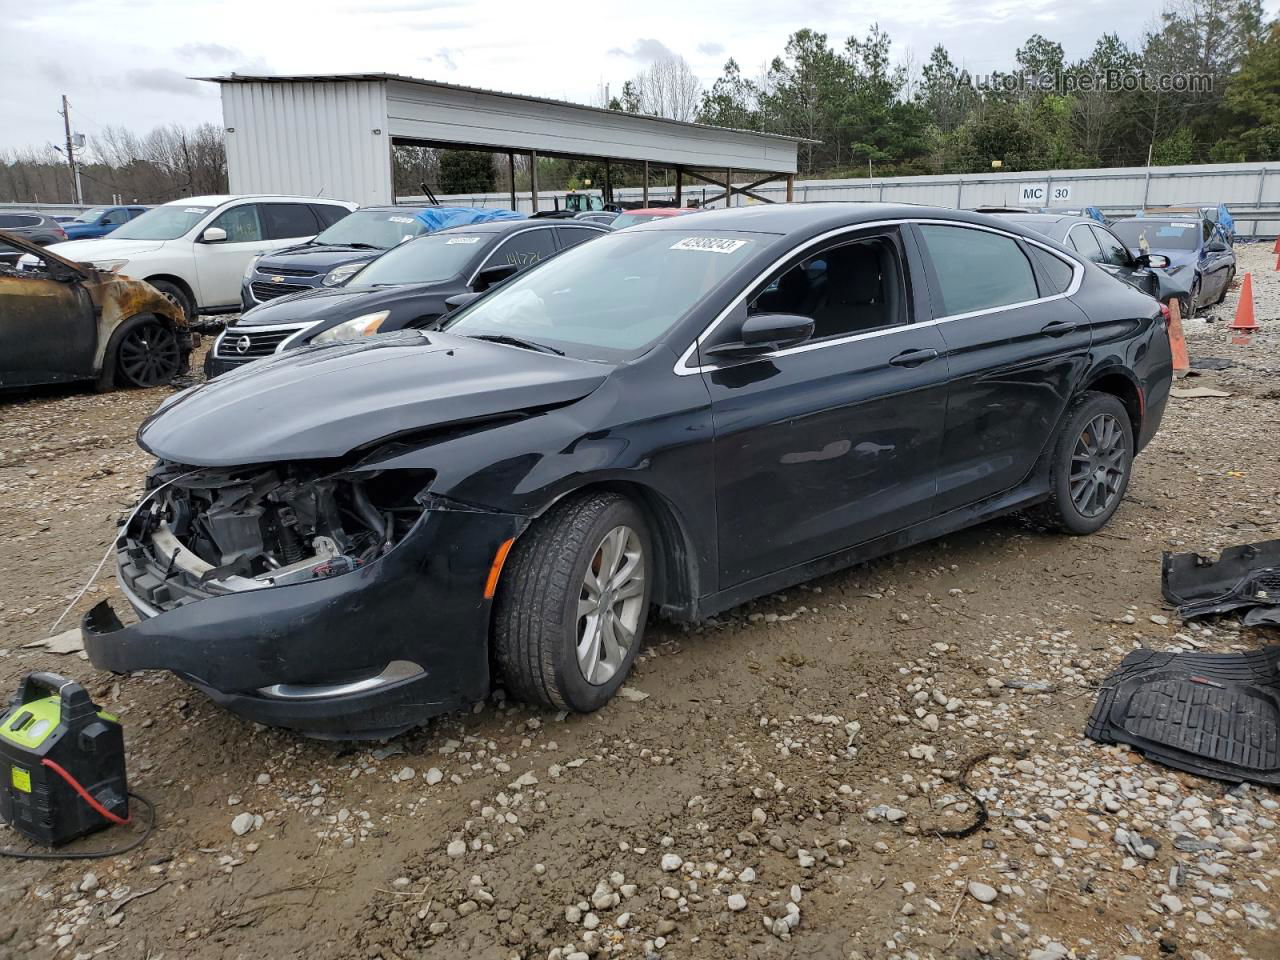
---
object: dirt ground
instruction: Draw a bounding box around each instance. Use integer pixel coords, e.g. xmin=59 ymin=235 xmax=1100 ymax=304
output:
xmin=1 ymin=246 xmax=1278 ymax=960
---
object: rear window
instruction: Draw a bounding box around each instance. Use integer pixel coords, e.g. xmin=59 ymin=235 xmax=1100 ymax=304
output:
xmin=918 ymin=224 xmax=1040 ymax=316
xmin=0 ymin=214 xmax=39 ymax=228
xmin=1028 ymin=246 xmax=1076 ymax=295
xmin=1111 ymin=220 xmax=1200 ymax=251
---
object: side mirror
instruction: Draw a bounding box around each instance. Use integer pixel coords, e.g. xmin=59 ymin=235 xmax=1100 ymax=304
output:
xmin=704 ymin=312 xmax=815 ymax=359
xmin=444 ymin=292 xmax=481 ymax=312
xmin=1135 ymin=253 xmax=1171 ymax=269
xmin=471 ymin=263 xmax=517 ymax=292
xmin=200 ymin=226 xmax=227 ymax=243
xmin=1206 ymin=240 xmax=1227 ymax=253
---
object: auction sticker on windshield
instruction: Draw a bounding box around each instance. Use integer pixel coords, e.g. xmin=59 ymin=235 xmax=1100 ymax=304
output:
xmin=388 ymin=216 xmax=415 ymax=224
xmin=1171 ymin=222 xmax=1197 ymax=229
xmin=446 ymin=236 xmax=482 ymax=244
xmin=670 ymin=237 xmax=750 ymax=254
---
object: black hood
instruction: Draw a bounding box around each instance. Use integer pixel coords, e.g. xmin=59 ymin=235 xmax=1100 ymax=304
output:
xmin=139 ymin=331 xmax=610 ymax=466
xmin=254 ymin=242 xmax=384 ymax=277
xmin=237 ymin=280 xmax=454 ymax=328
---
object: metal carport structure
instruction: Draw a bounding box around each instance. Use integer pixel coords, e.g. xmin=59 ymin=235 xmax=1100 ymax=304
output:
xmin=201 ymin=73 xmax=809 ymax=210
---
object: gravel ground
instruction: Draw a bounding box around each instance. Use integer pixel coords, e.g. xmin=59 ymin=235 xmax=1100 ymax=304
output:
xmin=0 ymin=247 xmax=1278 ymax=960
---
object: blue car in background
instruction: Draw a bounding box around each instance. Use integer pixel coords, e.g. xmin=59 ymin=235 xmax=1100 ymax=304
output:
xmin=1141 ymin=203 xmax=1235 ymax=243
xmin=241 ymin=205 xmax=523 ymax=310
xmin=62 ymin=205 xmax=149 ymax=240
xmin=1110 ymin=215 xmax=1236 ymax=315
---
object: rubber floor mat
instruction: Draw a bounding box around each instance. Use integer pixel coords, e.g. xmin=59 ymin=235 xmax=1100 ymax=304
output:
xmin=1086 ymin=647 xmax=1280 ymax=785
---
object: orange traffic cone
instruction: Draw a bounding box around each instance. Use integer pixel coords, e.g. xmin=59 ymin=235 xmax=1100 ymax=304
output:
xmin=1274 ymin=237 xmax=1279 ymax=271
xmin=1166 ymin=298 xmax=1190 ymax=378
xmin=1231 ymin=273 xmax=1258 ymax=332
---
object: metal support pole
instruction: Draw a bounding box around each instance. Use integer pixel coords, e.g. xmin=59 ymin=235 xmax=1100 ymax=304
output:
xmin=508 ymin=153 xmax=517 ymax=211
xmin=955 ymin=179 xmax=963 ymax=208
xmin=530 ymin=151 xmax=540 ymax=213
xmin=726 ymin=169 xmax=732 ymax=208
xmin=1252 ymin=168 xmax=1267 ymax=239
xmin=1141 ymin=144 xmax=1153 ymax=210
xmin=604 ymin=159 xmax=612 ymax=207
xmin=786 ymin=174 xmax=794 ymax=202
xmin=643 ymin=161 xmax=649 ymax=207
xmin=675 ymin=168 xmax=682 ymax=207
xmin=61 ymin=94 xmax=82 ymax=205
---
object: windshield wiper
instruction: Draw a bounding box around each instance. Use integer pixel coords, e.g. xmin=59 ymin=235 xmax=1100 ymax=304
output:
xmin=468 ymin=334 xmax=564 ymax=356
xmin=342 ymin=242 xmax=382 ymax=250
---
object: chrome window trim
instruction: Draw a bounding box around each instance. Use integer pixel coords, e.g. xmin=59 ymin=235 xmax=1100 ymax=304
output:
xmin=464 ymin=224 xmax=564 ymax=287
xmin=673 ymin=217 xmax=1084 ymax=376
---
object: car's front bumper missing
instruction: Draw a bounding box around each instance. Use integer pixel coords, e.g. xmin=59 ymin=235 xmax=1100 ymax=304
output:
xmin=83 ymin=505 xmax=526 ymax=738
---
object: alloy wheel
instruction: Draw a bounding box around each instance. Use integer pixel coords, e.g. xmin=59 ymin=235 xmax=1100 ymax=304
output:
xmin=118 ymin=320 xmax=181 ymax=387
xmin=1068 ymin=413 xmax=1127 ymax=518
xmin=576 ymin=524 xmax=645 ymax=686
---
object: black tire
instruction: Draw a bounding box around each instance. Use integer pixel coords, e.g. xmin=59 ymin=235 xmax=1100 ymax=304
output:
xmin=1032 ymin=391 xmax=1134 ymax=536
xmin=148 ymin=280 xmax=194 ymax=324
xmin=111 ymin=315 xmax=184 ymax=388
xmin=494 ymin=492 xmax=652 ymax=712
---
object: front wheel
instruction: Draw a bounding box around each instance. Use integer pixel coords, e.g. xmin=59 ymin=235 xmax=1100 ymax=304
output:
xmin=1033 ymin=391 xmax=1134 ymax=536
xmin=114 ymin=316 xmax=183 ymax=388
xmin=494 ymin=492 xmax=652 ymax=712
xmin=148 ymin=280 xmax=194 ymax=324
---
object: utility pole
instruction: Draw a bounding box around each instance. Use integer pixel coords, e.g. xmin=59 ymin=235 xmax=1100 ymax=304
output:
xmin=60 ymin=94 xmax=83 ymax=205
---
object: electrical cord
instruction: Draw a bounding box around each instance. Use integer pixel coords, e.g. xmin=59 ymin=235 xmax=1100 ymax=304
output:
xmin=0 ymin=760 xmax=155 ymax=861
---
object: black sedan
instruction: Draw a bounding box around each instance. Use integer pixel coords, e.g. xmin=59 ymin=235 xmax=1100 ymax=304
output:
xmin=85 ymin=204 xmax=1172 ymax=738
xmin=992 ymin=212 xmax=1189 ymax=308
xmin=206 ymin=218 xmax=609 ymax=378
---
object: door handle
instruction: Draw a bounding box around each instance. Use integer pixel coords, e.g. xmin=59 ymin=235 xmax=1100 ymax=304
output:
xmin=889 ymin=348 xmax=939 ymax=367
xmin=1040 ymin=320 xmax=1078 ymax=337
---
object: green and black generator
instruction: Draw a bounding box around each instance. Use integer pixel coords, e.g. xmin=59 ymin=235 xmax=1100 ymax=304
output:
xmin=0 ymin=672 xmax=129 ymax=847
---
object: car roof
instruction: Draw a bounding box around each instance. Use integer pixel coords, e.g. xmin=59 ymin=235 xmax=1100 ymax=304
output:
xmin=433 ymin=218 xmax=589 ymax=235
xmin=351 ymin=205 xmax=435 ymax=213
xmin=1119 ymin=215 xmax=1198 ymax=224
xmin=162 ymin=195 xmax=355 ymax=207
xmin=626 ymin=202 xmax=1046 ymax=237
xmin=623 ymin=208 xmax=691 ymax=215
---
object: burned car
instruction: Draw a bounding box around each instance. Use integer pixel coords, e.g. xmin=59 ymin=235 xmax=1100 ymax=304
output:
xmin=84 ymin=204 xmax=1172 ymax=738
xmin=1 ymin=231 xmax=192 ymax=390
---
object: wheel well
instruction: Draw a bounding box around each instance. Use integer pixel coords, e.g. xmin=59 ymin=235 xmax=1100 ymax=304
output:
xmin=1083 ymin=373 xmax=1142 ymax=435
xmin=144 ymin=274 xmax=196 ymax=309
xmin=545 ymin=481 xmax=701 ymax=620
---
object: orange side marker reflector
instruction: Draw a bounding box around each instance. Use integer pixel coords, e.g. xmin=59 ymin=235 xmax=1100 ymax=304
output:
xmin=483 ymin=538 xmax=515 ymax=599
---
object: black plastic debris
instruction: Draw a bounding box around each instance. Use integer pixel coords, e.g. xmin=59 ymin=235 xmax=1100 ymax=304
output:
xmin=1085 ymin=647 xmax=1280 ymax=785
xmin=1162 ymin=539 xmax=1280 ymax=622
xmin=1188 ymin=356 xmax=1235 ymax=371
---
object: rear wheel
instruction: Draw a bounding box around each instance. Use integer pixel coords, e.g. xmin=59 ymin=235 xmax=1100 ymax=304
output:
xmin=494 ymin=492 xmax=652 ymax=712
xmin=1032 ymin=391 xmax=1134 ymax=536
xmin=114 ymin=316 xmax=183 ymax=388
xmin=148 ymin=279 xmax=194 ymax=324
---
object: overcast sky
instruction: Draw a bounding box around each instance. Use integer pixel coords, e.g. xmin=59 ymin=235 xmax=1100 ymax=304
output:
xmin=3 ymin=0 xmax=1277 ymax=152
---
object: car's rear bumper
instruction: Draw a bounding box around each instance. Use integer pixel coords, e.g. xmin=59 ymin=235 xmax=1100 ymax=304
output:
xmin=82 ymin=504 xmax=525 ymax=738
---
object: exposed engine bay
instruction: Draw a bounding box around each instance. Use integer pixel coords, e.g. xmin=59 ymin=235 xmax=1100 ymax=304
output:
xmin=118 ymin=461 xmax=430 ymax=613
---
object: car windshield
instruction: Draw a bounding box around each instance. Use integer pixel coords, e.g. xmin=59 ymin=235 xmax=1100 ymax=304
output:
xmin=314 ymin=210 xmax=429 ymax=249
xmin=1111 ymin=220 xmax=1200 ymax=251
xmin=109 ymin=205 xmax=214 ymax=241
xmin=443 ymin=230 xmax=756 ymax=360
xmin=346 ymin=232 xmax=489 ymax=288
xmin=74 ymin=207 xmax=109 ymax=223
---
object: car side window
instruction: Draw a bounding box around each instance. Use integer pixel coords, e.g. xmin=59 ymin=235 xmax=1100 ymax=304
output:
xmin=748 ymin=232 xmax=907 ymax=340
xmin=310 ymin=204 xmax=349 ymax=229
xmin=917 ymin=224 xmax=1039 ymax=316
xmin=1067 ymin=226 xmax=1103 ymax=262
xmin=1027 ymin=247 xmax=1075 ymax=295
xmin=485 ymin=229 xmax=557 ymax=272
xmin=556 ymin=226 xmax=601 ymax=250
xmin=1092 ymin=227 xmax=1130 ymax=267
xmin=262 ymin=203 xmax=320 ymax=240
xmin=128 ymin=208 xmax=148 ymax=219
xmin=209 ymin=204 xmax=264 ymax=243
xmin=102 ymin=208 xmax=128 ymax=225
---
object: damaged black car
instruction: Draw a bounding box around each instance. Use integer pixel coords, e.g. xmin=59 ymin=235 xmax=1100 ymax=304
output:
xmin=85 ymin=204 xmax=1172 ymax=738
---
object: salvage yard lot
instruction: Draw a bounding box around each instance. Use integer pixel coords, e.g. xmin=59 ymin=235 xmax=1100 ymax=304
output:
xmin=1 ymin=246 xmax=1278 ymax=960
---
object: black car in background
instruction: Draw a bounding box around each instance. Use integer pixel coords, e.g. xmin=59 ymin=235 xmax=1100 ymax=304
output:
xmin=993 ymin=213 xmax=1187 ymax=306
xmin=240 ymin=205 xmax=426 ymax=309
xmin=207 ymin=218 xmax=609 ymax=378
xmin=90 ymin=204 xmax=1172 ymax=737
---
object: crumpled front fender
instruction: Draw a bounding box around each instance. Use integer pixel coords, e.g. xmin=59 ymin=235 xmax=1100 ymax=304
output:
xmin=83 ymin=505 xmax=525 ymax=696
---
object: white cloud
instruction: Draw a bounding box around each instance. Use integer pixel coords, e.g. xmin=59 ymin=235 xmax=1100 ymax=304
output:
xmin=2 ymin=0 xmax=1277 ymax=150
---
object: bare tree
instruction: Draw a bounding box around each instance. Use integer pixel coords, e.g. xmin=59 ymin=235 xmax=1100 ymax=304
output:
xmin=629 ymin=54 xmax=704 ymax=122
